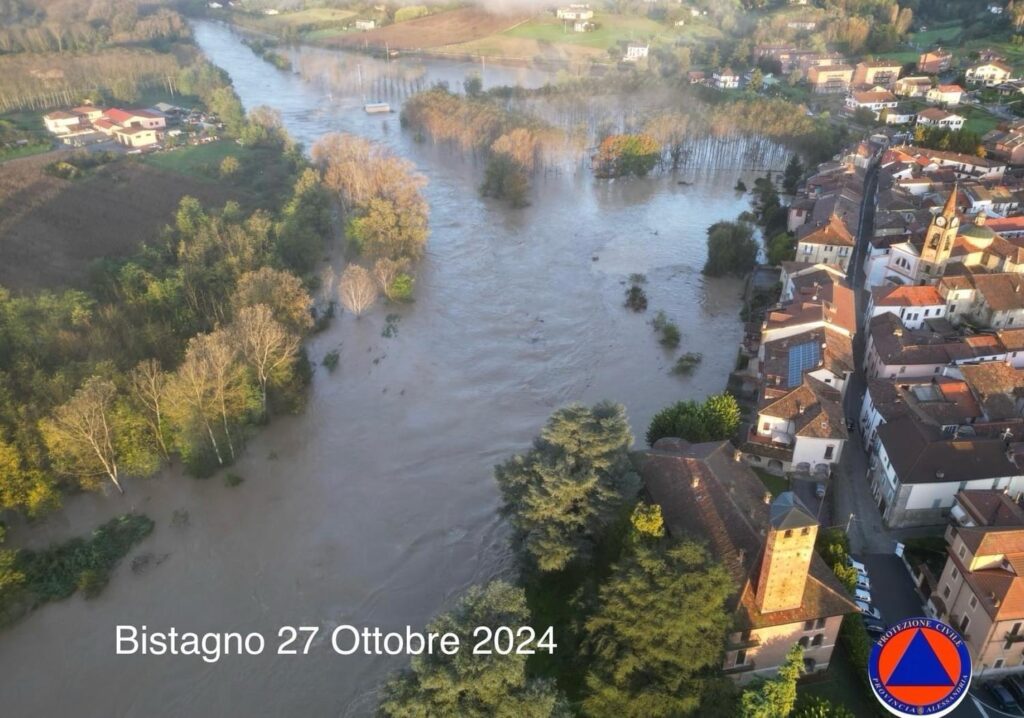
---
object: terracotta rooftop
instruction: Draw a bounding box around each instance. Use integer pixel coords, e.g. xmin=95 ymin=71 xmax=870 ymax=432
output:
xmin=796 ymin=214 xmax=856 ymax=247
xmin=760 ymin=376 xmax=848 ymax=441
xmin=867 ymin=376 xmax=982 ymax=427
xmin=871 ymin=285 xmax=944 ymax=308
xmin=958 ymin=490 xmax=1024 ymax=528
xmin=640 ymin=440 xmax=858 ymax=630
xmin=959 ymin=362 xmax=1024 ymax=421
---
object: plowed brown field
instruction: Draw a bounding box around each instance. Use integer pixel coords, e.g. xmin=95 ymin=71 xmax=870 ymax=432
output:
xmin=0 ymin=151 xmax=239 ymax=290
xmin=325 ymin=7 xmax=530 ymax=50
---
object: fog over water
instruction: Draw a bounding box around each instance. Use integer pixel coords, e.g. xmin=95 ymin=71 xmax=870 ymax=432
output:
xmin=0 ymin=22 xmax=786 ymax=717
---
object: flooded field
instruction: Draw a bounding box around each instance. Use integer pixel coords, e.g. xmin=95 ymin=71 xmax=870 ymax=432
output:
xmin=0 ymin=22 xmax=786 ymax=717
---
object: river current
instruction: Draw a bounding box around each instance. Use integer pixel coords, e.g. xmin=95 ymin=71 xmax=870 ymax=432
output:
xmin=1 ymin=22 xmax=784 ymax=717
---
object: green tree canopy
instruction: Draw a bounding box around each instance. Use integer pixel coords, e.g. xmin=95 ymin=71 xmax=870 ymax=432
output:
xmin=703 ymin=221 xmax=758 ymax=277
xmin=740 ymin=644 xmax=803 ymax=718
xmin=378 ymin=581 xmax=569 ymax=718
xmin=583 ymin=540 xmax=733 ymax=717
xmin=495 ymin=402 xmax=635 ymax=572
xmin=646 ymin=393 xmax=741 ymax=447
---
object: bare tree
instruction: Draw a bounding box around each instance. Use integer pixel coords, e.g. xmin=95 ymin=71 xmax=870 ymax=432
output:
xmin=338 ymin=264 xmax=378 ymax=317
xmin=198 ymin=329 xmax=249 ymax=462
xmin=168 ymin=335 xmax=224 ymax=466
xmin=129 ymin=358 xmax=170 ymax=459
xmin=372 ymin=257 xmax=409 ymax=300
xmin=40 ymin=377 xmax=123 ymax=494
xmin=233 ymin=304 xmax=301 ymax=417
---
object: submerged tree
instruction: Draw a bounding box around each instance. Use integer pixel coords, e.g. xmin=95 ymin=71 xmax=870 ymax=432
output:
xmin=338 ymin=265 xmax=378 ymax=318
xmin=703 ymin=221 xmax=758 ymax=277
xmin=233 ymin=304 xmax=301 ymax=418
xmin=646 ymin=393 xmax=741 ymax=447
xmin=379 ymin=581 xmax=569 ymax=717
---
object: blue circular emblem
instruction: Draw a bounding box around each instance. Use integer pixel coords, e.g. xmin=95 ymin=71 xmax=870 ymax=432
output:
xmin=868 ymin=616 xmax=972 ymax=717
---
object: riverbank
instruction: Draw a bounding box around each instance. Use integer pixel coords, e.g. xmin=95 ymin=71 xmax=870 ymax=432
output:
xmin=0 ymin=21 xmax=780 ymax=715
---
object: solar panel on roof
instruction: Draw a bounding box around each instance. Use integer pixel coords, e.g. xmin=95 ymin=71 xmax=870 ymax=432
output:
xmin=787 ymin=341 xmax=821 ymax=387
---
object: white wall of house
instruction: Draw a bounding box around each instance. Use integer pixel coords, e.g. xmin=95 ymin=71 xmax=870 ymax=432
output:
xmin=904 ymin=476 xmax=1024 ymax=511
xmin=866 ymin=302 xmax=947 ymax=330
xmin=793 ymin=435 xmax=843 ymax=467
xmin=796 ymin=242 xmax=853 ymax=271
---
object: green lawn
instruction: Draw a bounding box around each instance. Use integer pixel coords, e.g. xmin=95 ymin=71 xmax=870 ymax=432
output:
xmin=752 ymin=468 xmax=789 ymax=497
xmin=503 ymin=14 xmax=672 ymax=49
xmin=909 ymin=22 xmax=963 ymax=48
xmin=960 ymin=106 xmax=999 ymax=136
xmin=142 ymin=140 xmax=243 ymax=177
xmin=0 ymin=142 xmax=51 ymax=162
xmin=799 ymin=646 xmax=885 ymax=717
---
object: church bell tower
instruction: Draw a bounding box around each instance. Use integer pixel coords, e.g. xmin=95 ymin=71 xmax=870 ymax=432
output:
xmin=920 ymin=185 xmax=960 ymax=277
xmin=755 ymin=492 xmax=818 ymax=614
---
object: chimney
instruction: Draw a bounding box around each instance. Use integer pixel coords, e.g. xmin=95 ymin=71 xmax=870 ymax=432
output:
xmin=763 ymin=491 xmax=772 ymax=505
xmin=936 ymin=470 xmax=945 ymax=479
xmin=691 ymin=475 xmax=700 ymax=488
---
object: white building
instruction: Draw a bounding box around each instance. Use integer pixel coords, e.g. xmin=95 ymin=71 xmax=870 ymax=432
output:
xmin=917 ymin=107 xmax=965 ymax=131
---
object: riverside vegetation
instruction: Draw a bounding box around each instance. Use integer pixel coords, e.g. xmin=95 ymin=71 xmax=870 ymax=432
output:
xmin=379 ymin=399 xmax=850 ymax=716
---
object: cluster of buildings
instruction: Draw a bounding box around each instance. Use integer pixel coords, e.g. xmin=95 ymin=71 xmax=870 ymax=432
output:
xmin=41 ymin=105 xmax=174 ymax=148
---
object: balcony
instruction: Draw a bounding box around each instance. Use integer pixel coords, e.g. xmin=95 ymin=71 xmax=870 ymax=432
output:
xmin=724 ymin=660 xmax=757 ymax=675
xmin=727 ymin=636 xmax=762 ymax=651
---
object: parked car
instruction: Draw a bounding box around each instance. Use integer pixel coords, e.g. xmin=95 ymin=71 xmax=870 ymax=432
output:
xmin=855 ymin=600 xmax=881 ymax=620
xmin=815 ymin=482 xmax=826 ymax=498
xmin=854 ymin=587 xmax=872 ymax=603
xmin=855 ymin=574 xmax=871 ymax=591
xmin=863 ymin=619 xmax=886 ymax=637
xmin=845 ymin=418 xmax=855 ymax=431
xmin=847 ymin=555 xmax=868 ymax=574
xmin=1001 ymin=675 xmax=1024 ymax=703
xmin=986 ymin=682 xmax=1020 ymax=712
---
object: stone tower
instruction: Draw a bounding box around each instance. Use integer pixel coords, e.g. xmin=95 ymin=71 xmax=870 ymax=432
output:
xmin=755 ymin=492 xmax=818 ymax=614
xmin=920 ymin=185 xmax=960 ymax=278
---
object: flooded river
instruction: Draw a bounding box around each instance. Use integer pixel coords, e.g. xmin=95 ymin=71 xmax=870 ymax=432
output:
xmin=1 ymin=22 xmax=785 ymax=717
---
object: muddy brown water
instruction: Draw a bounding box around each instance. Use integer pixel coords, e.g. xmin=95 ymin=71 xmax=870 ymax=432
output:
xmin=0 ymin=22 xmax=785 ymax=717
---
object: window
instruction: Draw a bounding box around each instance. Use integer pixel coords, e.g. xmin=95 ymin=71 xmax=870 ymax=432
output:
xmin=924 ymin=309 xmax=930 ymax=317
xmin=801 ymin=527 xmax=811 ymax=536
xmin=1012 ymin=623 xmax=1021 ymax=636
xmin=970 ymin=595 xmax=978 ymax=609
xmin=804 ymin=620 xmax=814 ymax=631
xmin=952 ymin=568 xmax=959 ymax=581
xmin=804 ymin=245 xmax=813 ymax=255
xmin=950 ymin=304 xmax=957 ymax=313
xmin=995 ymin=659 xmax=1005 ymax=669
xmin=812 ymin=634 xmax=824 ymax=647
xmin=825 ymin=446 xmax=835 ymax=460
xmin=799 ymin=636 xmax=810 ymax=648
xmin=762 ymin=422 xmax=770 ymax=432
xmin=815 ymin=618 xmax=826 ymax=629
xmin=736 ymin=650 xmax=747 ymax=666
xmin=960 ymin=616 xmax=970 ymax=633
xmin=943 ymin=585 xmax=951 ymax=599
xmin=785 ymin=529 xmax=792 ymax=538
xmin=959 ymin=545 xmax=967 ymax=559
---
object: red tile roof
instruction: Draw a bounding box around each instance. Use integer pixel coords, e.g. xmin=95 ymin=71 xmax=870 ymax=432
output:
xmin=871 ymin=285 xmax=944 ymax=307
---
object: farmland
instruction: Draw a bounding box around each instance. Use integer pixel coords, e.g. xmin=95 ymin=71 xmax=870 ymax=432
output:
xmin=322 ymin=7 xmax=530 ymax=50
xmin=502 ymin=14 xmax=669 ymax=50
xmin=0 ymin=151 xmax=241 ymax=290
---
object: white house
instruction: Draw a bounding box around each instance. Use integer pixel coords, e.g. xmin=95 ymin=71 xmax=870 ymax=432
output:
xmin=556 ymin=4 xmax=593 ymax=20
xmin=917 ymin=107 xmax=965 ymax=131
xmin=870 ymin=414 xmax=1024 ymax=528
xmin=926 ymin=84 xmax=965 ymax=107
xmin=623 ymin=43 xmax=649 ymax=62
xmin=966 ymin=61 xmax=1014 ymax=87
xmin=846 ymin=89 xmax=898 ymax=118
xmin=713 ymin=68 xmax=740 ymax=89
xmin=866 ymin=285 xmax=947 ymax=329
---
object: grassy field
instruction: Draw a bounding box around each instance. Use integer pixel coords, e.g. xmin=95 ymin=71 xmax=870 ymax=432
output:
xmin=799 ymin=647 xmax=883 ymax=717
xmin=503 ymin=14 xmax=669 ymax=49
xmin=143 ymin=140 xmax=243 ymax=176
xmin=909 ymin=22 xmax=964 ymax=47
xmin=960 ymin=105 xmax=1000 ymax=136
xmin=143 ymin=141 xmax=296 ymax=210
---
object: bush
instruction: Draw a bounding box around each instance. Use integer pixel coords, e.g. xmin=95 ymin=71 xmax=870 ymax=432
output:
xmin=322 ymin=350 xmax=340 ymax=372
xmin=704 ymin=221 xmax=758 ymax=277
xmin=625 ymin=284 xmax=648 ymax=312
xmin=9 ymin=514 xmax=153 ymax=613
xmin=672 ymin=352 xmax=703 ymax=375
xmin=652 ymin=311 xmax=681 ymax=348
xmin=224 ymin=472 xmax=244 ymax=487
xmin=647 ymin=393 xmax=741 ymax=446
xmin=389 ymin=274 xmax=415 ymax=302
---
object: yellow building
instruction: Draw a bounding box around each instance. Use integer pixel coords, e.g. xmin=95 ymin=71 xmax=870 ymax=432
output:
xmin=642 ymin=439 xmax=858 ymax=683
xmin=928 ymin=490 xmax=1024 ymax=676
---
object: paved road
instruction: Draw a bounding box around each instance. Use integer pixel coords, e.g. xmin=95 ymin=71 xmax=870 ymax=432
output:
xmin=833 ymin=155 xmax=895 ymax=554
